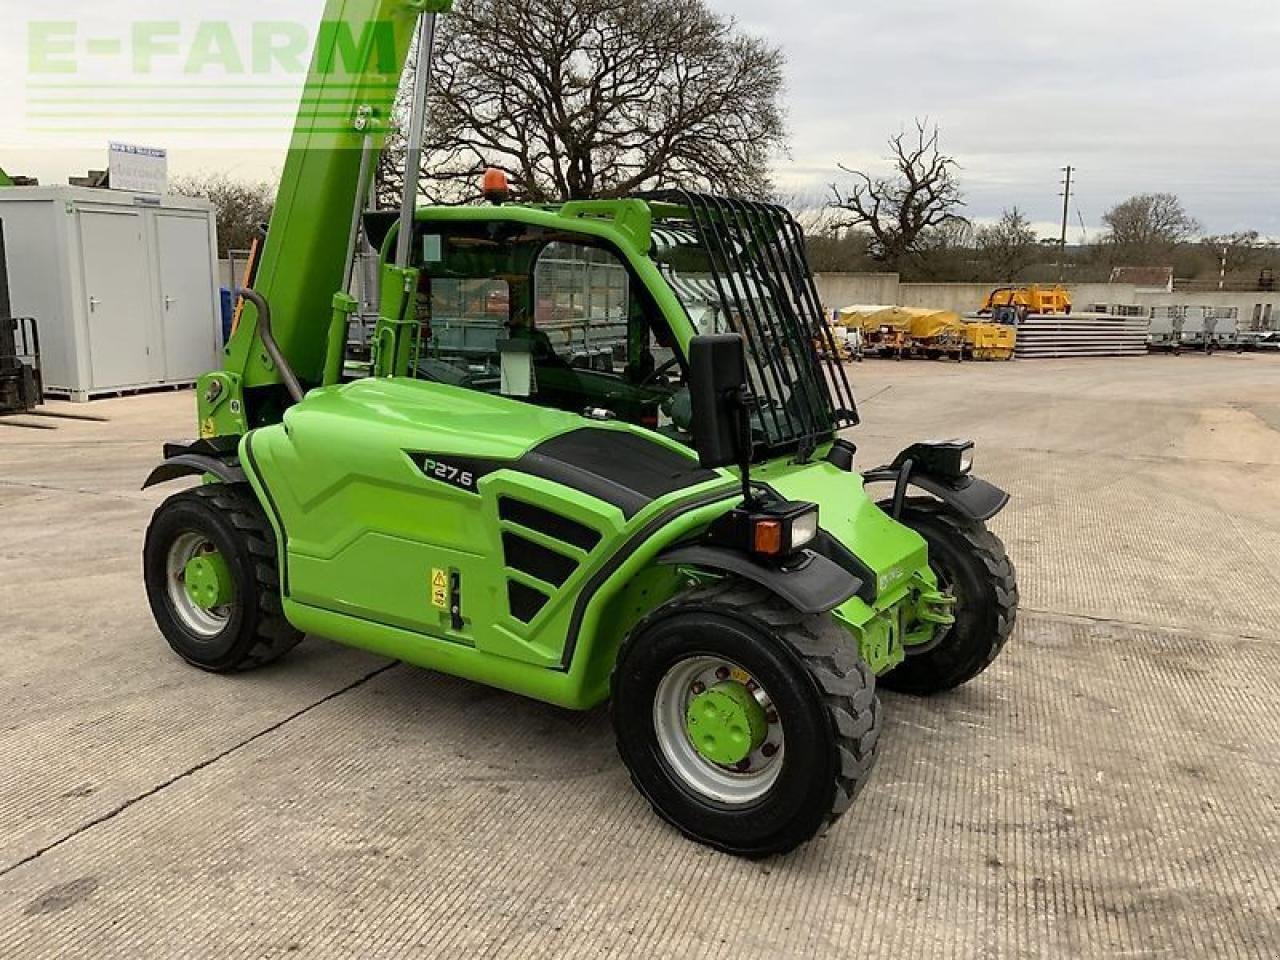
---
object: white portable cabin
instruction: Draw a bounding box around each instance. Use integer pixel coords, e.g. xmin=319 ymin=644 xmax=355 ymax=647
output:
xmin=0 ymin=187 xmax=222 ymax=401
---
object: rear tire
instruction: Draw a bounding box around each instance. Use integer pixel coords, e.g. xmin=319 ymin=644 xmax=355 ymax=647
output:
xmin=612 ymin=579 xmax=880 ymax=857
xmin=881 ymin=499 xmax=1018 ymax=695
xmin=144 ymin=484 xmax=302 ymax=672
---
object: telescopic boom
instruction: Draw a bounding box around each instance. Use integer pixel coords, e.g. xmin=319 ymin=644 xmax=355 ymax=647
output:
xmin=206 ymin=0 xmax=452 ymax=434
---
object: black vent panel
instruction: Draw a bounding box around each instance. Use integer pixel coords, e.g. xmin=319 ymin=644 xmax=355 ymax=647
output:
xmin=498 ymin=498 xmax=602 ymax=553
xmin=507 ymin=581 xmax=551 ymax=624
xmin=502 ymin=532 xmax=578 ymax=588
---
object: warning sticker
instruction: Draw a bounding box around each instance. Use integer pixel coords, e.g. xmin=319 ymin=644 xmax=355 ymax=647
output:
xmin=431 ymin=569 xmax=449 ymax=609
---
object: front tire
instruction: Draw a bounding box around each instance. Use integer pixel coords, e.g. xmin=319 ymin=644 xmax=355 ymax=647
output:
xmin=882 ymin=499 xmax=1018 ymax=695
xmin=143 ymin=484 xmax=302 ymax=672
xmin=612 ymin=579 xmax=880 ymax=857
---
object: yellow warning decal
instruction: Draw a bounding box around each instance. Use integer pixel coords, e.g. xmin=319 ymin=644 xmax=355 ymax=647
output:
xmin=431 ymin=569 xmax=449 ymax=609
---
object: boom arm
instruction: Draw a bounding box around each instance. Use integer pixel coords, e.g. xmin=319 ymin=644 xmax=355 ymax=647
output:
xmin=203 ymin=0 xmax=450 ymax=435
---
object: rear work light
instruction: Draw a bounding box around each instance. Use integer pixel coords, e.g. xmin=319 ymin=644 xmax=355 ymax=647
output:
xmin=892 ymin=439 xmax=975 ymax=480
xmin=709 ymin=501 xmax=821 ymax=561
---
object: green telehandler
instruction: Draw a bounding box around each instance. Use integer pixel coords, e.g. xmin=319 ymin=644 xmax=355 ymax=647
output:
xmin=141 ymin=0 xmax=1017 ymax=856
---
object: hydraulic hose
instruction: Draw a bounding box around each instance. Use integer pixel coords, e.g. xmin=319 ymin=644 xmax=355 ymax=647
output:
xmin=237 ymin=288 xmax=304 ymax=405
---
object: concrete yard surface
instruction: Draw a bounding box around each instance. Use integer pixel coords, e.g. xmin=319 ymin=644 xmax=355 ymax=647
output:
xmin=1 ymin=355 xmax=1278 ymax=958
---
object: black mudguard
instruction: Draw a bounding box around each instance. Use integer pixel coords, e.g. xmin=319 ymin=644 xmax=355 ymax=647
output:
xmin=142 ymin=438 xmax=246 ymax=490
xmin=862 ymin=466 xmax=1009 ymax=523
xmin=657 ymin=545 xmax=862 ymax=615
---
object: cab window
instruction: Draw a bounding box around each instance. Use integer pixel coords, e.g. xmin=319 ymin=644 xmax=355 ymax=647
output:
xmin=533 ymin=242 xmax=630 ymax=373
xmin=411 ymin=225 xmax=688 ymax=434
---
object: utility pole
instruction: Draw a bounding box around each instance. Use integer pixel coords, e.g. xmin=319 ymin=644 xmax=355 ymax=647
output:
xmin=1059 ymin=165 xmax=1074 ymax=253
xmin=1219 ymin=245 xmax=1228 ymax=291
xmin=1057 ymin=165 xmax=1074 ymax=282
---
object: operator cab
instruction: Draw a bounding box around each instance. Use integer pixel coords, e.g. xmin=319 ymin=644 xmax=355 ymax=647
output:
xmin=361 ymin=191 xmax=858 ymax=463
xmin=404 ymin=221 xmax=688 ymax=437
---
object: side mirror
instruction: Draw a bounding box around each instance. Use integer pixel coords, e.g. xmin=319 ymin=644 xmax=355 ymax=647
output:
xmin=689 ymin=333 xmax=749 ymax=469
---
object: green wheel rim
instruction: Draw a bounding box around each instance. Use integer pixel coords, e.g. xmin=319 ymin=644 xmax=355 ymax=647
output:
xmin=685 ymin=681 xmax=768 ymax=766
xmin=653 ymin=656 xmax=785 ymax=806
xmin=166 ymin=533 xmax=235 ymax=638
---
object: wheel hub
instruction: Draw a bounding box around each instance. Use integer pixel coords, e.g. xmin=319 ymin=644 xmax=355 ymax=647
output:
xmin=685 ymin=681 xmax=768 ymax=767
xmin=183 ymin=550 xmax=234 ymax=612
xmin=653 ymin=657 xmax=785 ymax=805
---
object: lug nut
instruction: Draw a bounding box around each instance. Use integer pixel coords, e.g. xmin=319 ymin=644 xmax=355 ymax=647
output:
xmin=734 ymin=759 xmax=752 ymax=772
xmin=766 ymin=710 xmax=779 ymax=725
xmin=745 ymin=679 xmax=759 ymax=692
xmin=691 ymin=681 xmax=706 ymax=695
xmin=715 ymin=666 xmax=730 ymax=681
xmin=761 ymin=743 xmax=778 ymax=758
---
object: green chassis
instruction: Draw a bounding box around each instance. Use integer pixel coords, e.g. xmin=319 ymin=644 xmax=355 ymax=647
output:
xmin=180 ymin=198 xmax=959 ymax=712
xmin=237 ymin=379 xmax=937 ymax=710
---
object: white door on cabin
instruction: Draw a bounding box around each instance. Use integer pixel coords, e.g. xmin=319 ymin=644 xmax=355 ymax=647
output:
xmin=80 ymin=210 xmax=153 ymax=390
xmin=156 ymin=213 xmax=218 ymax=383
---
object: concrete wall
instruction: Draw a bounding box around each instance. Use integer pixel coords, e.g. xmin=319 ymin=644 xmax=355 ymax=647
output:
xmin=811 ymin=273 xmax=899 ymax=310
xmin=895 ymin=282 xmax=1140 ymax=314
xmin=812 ymin=272 xmax=1279 ymax=330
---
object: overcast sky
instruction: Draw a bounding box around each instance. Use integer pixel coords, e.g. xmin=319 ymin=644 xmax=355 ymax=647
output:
xmin=3 ymin=0 xmax=1277 ymax=239
xmin=722 ymin=0 xmax=1280 ymax=239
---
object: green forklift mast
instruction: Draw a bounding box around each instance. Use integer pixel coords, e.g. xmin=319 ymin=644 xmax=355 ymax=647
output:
xmin=203 ymin=0 xmax=454 ymax=438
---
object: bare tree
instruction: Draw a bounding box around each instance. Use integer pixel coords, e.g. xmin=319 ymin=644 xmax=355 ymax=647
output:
xmin=829 ymin=120 xmax=966 ymax=272
xmin=379 ymin=0 xmax=786 ymax=204
xmin=172 ymin=174 xmax=274 ymax=257
xmin=975 ymin=207 xmax=1040 ymax=280
xmin=1103 ymin=193 xmax=1201 ymax=250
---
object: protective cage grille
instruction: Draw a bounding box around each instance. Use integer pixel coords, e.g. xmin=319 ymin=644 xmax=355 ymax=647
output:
xmin=642 ymin=190 xmax=858 ymax=456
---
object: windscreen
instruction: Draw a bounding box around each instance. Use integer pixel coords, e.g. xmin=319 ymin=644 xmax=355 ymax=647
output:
xmin=645 ymin=191 xmax=858 ymax=456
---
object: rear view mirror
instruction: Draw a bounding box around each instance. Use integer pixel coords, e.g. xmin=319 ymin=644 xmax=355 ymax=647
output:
xmin=689 ymin=334 xmax=748 ymax=469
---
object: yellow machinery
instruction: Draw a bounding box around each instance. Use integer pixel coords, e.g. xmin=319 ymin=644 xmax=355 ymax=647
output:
xmin=835 ymin=306 xmax=910 ymax=358
xmin=818 ymin=310 xmax=861 ymax=362
xmin=904 ymin=308 xmax=967 ymax=359
xmin=980 ymin=285 xmax=1072 ymax=316
xmin=963 ymin=321 xmax=1017 ymax=360
xmin=834 ymin=306 xmax=1015 ymax=361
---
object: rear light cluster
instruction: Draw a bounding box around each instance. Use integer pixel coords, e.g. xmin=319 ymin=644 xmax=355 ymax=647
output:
xmin=710 ymin=501 xmax=821 ymax=561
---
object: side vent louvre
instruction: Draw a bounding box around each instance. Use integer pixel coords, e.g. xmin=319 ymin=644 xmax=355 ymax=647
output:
xmin=498 ymin=498 xmax=602 ymax=553
xmin=500 ymin=498 xmax=601 ymax=625
xmin=502 ymin=532 xmax=578 ymax=588
xmin=507 ymin=581 xmax=550 ymax=624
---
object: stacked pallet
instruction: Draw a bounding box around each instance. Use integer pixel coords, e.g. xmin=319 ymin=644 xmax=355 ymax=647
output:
xmin=1014 ymin=313 xmax=1150 ymax=359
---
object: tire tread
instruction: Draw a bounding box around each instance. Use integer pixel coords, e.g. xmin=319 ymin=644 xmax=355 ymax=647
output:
xmin=153 ymin=484 xmax=302 ymax=671
xmin=884 ymin=499 xmax=1019 ymax=694
xmin=615 ymin=579 xmax=880 ymax=848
